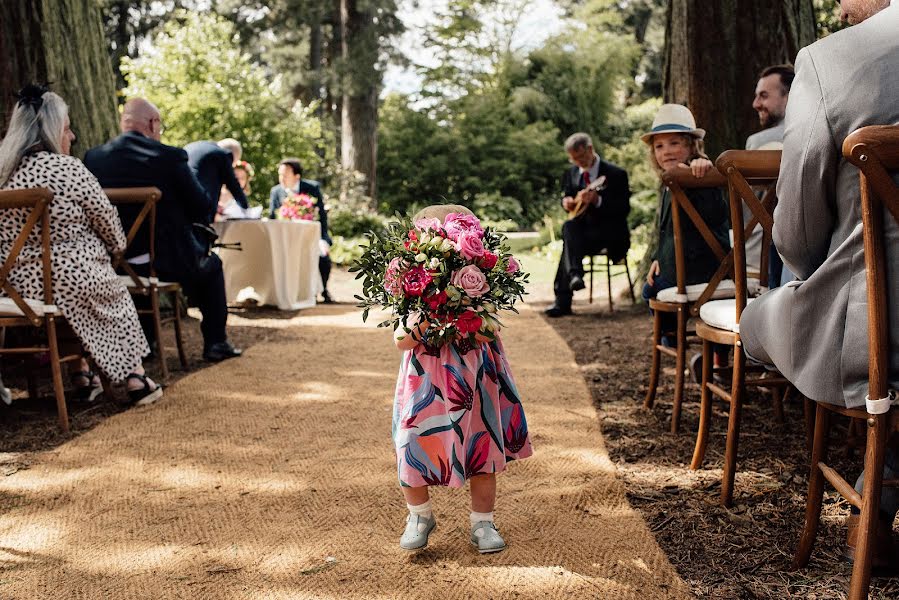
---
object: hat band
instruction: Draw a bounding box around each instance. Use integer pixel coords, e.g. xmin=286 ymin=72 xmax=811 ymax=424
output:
xmin=651 ymin=123 xmax=694 ymax=133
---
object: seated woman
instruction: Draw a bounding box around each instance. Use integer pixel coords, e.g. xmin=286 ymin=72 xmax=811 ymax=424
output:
xmin=216 ymin=160 xmax=254 ymax=220
xmin=0 ymin=85 xmax=161 ymax=405
xmin=640 ymin=104 xmax=731 ymax=348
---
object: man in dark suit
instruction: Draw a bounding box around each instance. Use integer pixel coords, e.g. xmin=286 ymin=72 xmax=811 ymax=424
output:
xmin=269 ymin=158 xmax=334 ymax=304
xmin=84 ymin=98 xmax=242 ymax=362
xmin=185 ymin=138 xmax=248 ymax=222
xmin=545 ymin=132 xmax=631 ymax=317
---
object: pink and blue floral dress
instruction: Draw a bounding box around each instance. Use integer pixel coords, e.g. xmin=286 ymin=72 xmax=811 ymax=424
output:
xmin=392 ymin=337 xmax=533 ymax=488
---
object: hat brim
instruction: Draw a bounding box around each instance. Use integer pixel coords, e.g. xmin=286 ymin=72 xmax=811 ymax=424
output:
xmin=640 ymin=127 xmax=706 ymax=145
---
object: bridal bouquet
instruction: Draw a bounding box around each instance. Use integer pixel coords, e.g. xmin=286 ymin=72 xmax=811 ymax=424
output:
xmin=352 ymin=212 xmax=528 ymax=348
xmin=277 ymin=191 xmax=316 ymax=221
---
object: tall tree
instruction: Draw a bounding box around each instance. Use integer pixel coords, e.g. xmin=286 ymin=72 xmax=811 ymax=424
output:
xmin=663 ymin=0 xmax=816 ymax=158
xmin=0 ymin=0 xmax=118 ymax=156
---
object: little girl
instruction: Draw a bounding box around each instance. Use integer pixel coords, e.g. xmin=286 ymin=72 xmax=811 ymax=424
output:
xmin=391 ymin=204 xmax=533 ymax=553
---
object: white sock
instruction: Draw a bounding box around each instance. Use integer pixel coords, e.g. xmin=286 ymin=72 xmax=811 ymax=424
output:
xmin=470 ymin=511 xmax=494 ymax=535
xmin=407 ymin=501 xmax=433 ymax=532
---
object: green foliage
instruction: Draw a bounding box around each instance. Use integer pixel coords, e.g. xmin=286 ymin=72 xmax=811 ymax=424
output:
xmin=472 ymin=192 xmax=523 ymax=224
xmin=329 ymin=209 xmax=388 ymax=239
xmin=814 ymin=0 xmax=848 ymax=37
xmin=329 ymin=235 xmax=368 ymax=266
xmin=120 ymin=10 xmax=331 ymax=207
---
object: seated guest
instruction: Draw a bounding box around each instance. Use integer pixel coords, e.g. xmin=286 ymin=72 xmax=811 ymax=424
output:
xmin=0 ymin=86 xmax=161 ymax=404
xmin=545 ymin=132 xmax=631 ymax=317
xmin=185 ymin=137 xmax=248 ymax=222
xmin=84 ymin=98 xmax=242 ymax=362
xmin=640 ymin=104 xmax=731 ymax=348
xmin=740 ymin=0 xmax=898 ymax=564
xmin=217 ymin=160 xmax=254 ymax=221
xmin=269 ymin=158 xmax=334 ymax=304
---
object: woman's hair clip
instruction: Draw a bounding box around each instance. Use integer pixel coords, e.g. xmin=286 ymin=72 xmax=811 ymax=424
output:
xmin=14 ymin=83 xmax=50 ymax=110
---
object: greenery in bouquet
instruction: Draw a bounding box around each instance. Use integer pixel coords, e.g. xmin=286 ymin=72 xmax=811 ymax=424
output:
xmin=352 ymin=212 xmax=528 ymax=348
xmin=277 ymin=192 xmax=317 ymax=221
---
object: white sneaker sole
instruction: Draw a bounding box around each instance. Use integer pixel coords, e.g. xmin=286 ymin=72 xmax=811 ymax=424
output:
xmin=134 ymin=387 xmax=164 ymax=406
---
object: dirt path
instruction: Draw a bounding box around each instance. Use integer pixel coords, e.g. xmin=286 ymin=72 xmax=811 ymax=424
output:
xmin=0 ymin=301 xmax=689 ymax=599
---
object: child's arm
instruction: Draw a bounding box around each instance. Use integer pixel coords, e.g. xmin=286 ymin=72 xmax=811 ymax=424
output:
xmin=394 ymin=316 xmax=430 ymax=351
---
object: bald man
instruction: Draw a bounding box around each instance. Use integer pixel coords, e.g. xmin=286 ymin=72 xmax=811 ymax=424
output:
xmin=85 ymin=98 xmax=242 ymax=362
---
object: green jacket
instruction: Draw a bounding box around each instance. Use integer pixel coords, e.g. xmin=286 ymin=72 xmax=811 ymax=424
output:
xmin=653 ymin=185 xmax=730 ymax=286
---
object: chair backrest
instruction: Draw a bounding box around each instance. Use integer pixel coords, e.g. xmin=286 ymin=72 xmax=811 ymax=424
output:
xmin=104 ymin=187 xmax=161 ymax=290
xmin=0 ymin=188 xmax=53 ymax=325
xmin=714 ymin=150 xmax=782 ymax=323
xmin=660 ymin=166 xmax=729 ymax=311
xmin=843 ymin=125 xmax=899 ymax=407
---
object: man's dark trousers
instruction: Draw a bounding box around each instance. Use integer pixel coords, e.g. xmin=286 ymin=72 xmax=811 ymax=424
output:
xmin=553 ymin=218 xmax=629 ymax=309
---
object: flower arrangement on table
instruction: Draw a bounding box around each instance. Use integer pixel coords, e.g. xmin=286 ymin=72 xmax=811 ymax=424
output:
xmin=276 ymin=191 xmax=316 ymax=221
xmin=352 ymin=211 xmax=528 ymax=349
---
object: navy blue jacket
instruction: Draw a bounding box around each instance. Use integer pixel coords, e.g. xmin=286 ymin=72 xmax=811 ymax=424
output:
xmin=84 ymin=131 xmax=210 ymax=277
xmin=561 ymin=159 xmax=631 ymax=245
xmin=185 ymin=140 xmax=248 ymax=219
xmin=269 ymin=181 xmax=331 ymax=245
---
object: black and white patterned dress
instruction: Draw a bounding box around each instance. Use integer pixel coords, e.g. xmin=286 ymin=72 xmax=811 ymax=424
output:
xmin=0 ymin=151 xmax=150 ymax=381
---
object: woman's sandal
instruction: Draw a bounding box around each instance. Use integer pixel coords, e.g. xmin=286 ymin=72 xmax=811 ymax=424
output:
xmin=126 ymin=373 xmax=163 ymax=406
xmin=70 ymin=370 xmax=103 ymax=403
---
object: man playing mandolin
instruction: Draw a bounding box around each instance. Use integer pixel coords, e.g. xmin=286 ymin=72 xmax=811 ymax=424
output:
xmin=545 ymin=132 xmax=632 ymax=317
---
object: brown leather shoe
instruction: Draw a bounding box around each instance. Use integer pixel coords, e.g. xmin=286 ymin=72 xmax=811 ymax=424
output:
xmin=844 ymin=513 xmax=897 ymax=571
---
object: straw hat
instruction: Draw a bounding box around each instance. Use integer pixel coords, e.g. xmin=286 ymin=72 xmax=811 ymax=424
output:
xmin=640 ymin=103 xmax=706 ymax=144
xmin=412 ymin=204 xmax=474 ymax=222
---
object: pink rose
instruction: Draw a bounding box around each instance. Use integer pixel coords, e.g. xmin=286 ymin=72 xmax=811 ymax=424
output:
xmin=443 ymin=212 xmax=484 ymax=242
xmin=451 ymin=264 xmax=489 ymax=298
xmin=455 ymin=232 xmax=485 ymax=260
xmin=505 ymin=256 xmax=520 ymax=274
xmin=456 ymin=310 xmax=483 ymax=334
xmin=402 ymin=265 xmax=432 ymax=296
xmin=414 ymin=217 xmax=443 ymax=233
xmin=384 ymin=257 xmax=405 ymax=296
xmin=480 ymin=251 xmax=498 ymax=270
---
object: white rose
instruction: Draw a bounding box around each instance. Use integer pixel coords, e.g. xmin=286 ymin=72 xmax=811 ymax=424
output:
xmin=415 ymin=253 xmax=427 ymax=263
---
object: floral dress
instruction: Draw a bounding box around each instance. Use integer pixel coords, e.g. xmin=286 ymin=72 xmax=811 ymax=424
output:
xmin=392 ymin=337 xmax=533 ymax=488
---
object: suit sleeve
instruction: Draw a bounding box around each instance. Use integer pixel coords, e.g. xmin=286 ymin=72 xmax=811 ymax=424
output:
xmin=561 ymin=170 xmax=576 ymax=206
xmin=595 ymin=168 xmax=631 ymax=219
xmin=172 ymin=148 xmax=214 ymax=223
xmin=773 ymin=47 xmax=838 ymax=280
xmin=269 ymin=188 xmax=280 ymax=219
xmin=312 ymin=184 xmax=331 ymax=245
xmin=221 ymin=155 xmax=248 ymax=209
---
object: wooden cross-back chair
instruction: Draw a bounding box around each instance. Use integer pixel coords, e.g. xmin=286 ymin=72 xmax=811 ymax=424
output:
xmin=105 ymin=187 xmax=187 ymax=380
xmin=0 ymin=188 xmax=80 ymax=432
xmin=690 ymin=149 xmax=793 ymax=507
xmin=644 ymin=166 xmax=733 ymax=433
xmin=792 ymin=125 xmax=899 ymax=600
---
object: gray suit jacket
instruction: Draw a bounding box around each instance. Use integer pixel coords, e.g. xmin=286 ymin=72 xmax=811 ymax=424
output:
xmin=741 ymin=5 xmax=899 ymax=408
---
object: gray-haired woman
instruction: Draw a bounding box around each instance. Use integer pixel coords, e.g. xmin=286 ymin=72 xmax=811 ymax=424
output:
xmin=0 ymin=85 xmax=161 ymax=405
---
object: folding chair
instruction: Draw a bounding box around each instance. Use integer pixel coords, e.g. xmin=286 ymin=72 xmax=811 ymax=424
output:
xmin=792 ymin=125 xmax=899 ymax=600
xmin=0 ymin=188 xmax=79 ymax=432
xmin=644 ymin=166 xmax=732 ymax=433
xmin=583 ymin=250 xmax=636 ymax=311
xmin=105 ymin=187 xmax=187 ymax=380
xmin=690 ymin=149 xmax=792 ymax=507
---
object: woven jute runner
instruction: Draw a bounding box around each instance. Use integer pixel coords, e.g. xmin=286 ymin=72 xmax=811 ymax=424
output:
xmin=0 ymin=304 xmax=689 ymax=599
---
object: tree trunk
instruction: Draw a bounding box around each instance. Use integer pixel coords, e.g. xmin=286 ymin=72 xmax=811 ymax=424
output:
xmin=0 ymin=0 xmax=118 ymax=158
xmin=663 ymin=0 xmax=815 ymax=158
xmin=338 ymin=0 xmax=379 ymax=204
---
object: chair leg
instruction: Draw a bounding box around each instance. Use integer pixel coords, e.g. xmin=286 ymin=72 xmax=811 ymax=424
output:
xmin=587 ymin=256 xmax=594 ymax=305
xmin=803 ymin=395 xmax=816 ymax=453
xmin=606 ymin=255 xmax=614 ymax=313
xmin=150 ymin=288 xmax=169 ymax=381
xmin=624 ymin=260 xmax=636 ymax=303
xmin=671 ymin=307 xmax=687 ymax=434
xmin=644 ymin=311 xmax=662 ymax=409
xmin=172 ymin=291 xmax=188 ymax=368
xmin=45 ymin=317 xmax=70 ymax=434
xmin=793 ymin=403 xmax=831 ymax=569
xmin=691 ymin=339 xmax=714 ymax=469
xmin=721 ymin=343 xmax=746 ymax=507
xmin=849 ymin=414 xmax=889 ymax=600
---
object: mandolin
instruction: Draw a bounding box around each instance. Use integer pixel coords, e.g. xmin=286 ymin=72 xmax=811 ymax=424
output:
xmin=567 ymin=175 xmax=607 ymax=219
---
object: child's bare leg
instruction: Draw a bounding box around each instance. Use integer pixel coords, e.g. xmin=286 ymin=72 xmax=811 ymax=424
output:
xmin=402 ymin=486 xmax=430 ymax=506
xmin=469 ymin=473 xmax=505 ymax=553
xmin=469 ymin=474 xmax=496 ymax=512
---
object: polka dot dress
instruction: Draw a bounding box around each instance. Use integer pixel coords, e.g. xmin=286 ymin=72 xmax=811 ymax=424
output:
xmin=0 ymin=152 xmax=150 ymax=381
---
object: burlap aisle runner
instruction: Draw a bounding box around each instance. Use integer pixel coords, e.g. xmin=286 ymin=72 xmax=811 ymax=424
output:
xmin=0 ymin=305 xmax=690 ymax=599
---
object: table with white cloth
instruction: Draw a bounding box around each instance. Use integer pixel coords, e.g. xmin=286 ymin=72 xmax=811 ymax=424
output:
xmin=212 ymin=219 xmax=322 ymax=310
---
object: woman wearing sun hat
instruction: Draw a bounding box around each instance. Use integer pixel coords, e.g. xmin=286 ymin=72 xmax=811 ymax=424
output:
xmin=640 ymin=103 xmax=731 ymax=346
